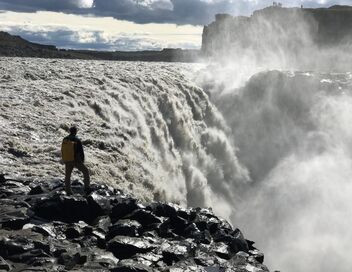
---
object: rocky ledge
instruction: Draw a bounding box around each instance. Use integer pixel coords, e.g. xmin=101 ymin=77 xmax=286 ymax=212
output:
xmin=0 ymin=174 xmax=269 ymax=272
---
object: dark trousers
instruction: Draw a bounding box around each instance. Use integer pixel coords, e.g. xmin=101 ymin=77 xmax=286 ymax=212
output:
xmin=64 ymin=160 xmax=90 ymax=194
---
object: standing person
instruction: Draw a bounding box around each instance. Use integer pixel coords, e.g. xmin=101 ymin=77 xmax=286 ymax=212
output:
xmin=61 ymin=126 xmax=90 ymax=195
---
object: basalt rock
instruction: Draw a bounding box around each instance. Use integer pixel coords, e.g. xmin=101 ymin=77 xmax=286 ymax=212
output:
xmin=0 ymin=204 xmax=31 ymax=230
xmin=124 ymin=209 xmax=162 ymax=227
xmin=0 ymin=176 xmax=270 ymax=271
xmin=87 ymin=192 xmax=111 ymax=217
xmin=110 ymin=196 xmax=139 ymax=222
xmin=160 ymin=240 xmax=195 ymax=265
xmin=107 ymin=236 xmax=156 ymax=259
xmin=94 ymin=216 xmax=111 ymax=233
xmin=111 ymin=259 xmax=153 ymax=272
xmin=107 ymin=220 xmax=142 ymax=240
xmin=0 ymin=256 xmax=11 ymax=271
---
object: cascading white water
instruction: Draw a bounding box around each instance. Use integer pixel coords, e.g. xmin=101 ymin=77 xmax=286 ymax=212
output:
xmin=0 ymin=57 xmax=248 ymax=220
xmin=1 ymin=55 xmax=352 ymax=272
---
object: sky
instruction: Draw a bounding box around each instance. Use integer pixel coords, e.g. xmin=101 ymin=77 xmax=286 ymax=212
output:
xmin=0 ymin=0 xmax=351 ymax=51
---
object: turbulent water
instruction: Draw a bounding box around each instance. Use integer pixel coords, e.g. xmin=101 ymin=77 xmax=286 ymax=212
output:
xmin=0 ymin=58 xmax=248 ymax=208
xmin=1 ymin=57 xmax=352 ymax=272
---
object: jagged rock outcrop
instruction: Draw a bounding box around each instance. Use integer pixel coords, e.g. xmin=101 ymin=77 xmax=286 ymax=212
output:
xmin=202 ymin=5 xmax=352 ymax=57
xmin=0 ymin=175 xmax=270 ymax=271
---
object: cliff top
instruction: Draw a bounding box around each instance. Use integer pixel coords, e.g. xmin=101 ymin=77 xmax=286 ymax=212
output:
xmin=211 ymin=4 xmax=352 ymax=23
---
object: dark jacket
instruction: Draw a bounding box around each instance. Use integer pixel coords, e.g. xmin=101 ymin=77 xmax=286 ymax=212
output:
xmin=64 ymin=134 xmax=85 ymax=162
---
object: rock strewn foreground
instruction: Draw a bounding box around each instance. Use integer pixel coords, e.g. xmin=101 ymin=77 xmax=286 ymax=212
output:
xmin=0 ymin=174 xmax=269 ymax=272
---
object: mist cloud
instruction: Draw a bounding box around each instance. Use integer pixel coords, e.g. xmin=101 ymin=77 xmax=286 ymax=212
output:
xmin=194 ymin=4 xmax=352 ymax=270
xmin=0 ymin=0 xmax=351 ymax=25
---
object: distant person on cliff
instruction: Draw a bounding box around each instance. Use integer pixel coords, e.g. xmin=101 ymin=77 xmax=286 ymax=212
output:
xmin=61 ymin=126 xmax=90 ymax=195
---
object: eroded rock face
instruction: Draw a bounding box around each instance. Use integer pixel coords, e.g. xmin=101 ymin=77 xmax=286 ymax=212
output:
xmin=0 ymin=176 xmax=271 ymax=271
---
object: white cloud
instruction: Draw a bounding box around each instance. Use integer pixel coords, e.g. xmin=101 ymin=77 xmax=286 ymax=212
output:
xmin=78 ymin=0 xmax=94 ymax=8
xmin=0 ymin=14 xmax=202 ymax=51
xmin=136 ymin=0 xmax=173 ymax=10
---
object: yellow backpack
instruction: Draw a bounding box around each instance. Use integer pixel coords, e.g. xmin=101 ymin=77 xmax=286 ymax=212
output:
xmin=61 ymin=139 xmax=76 ymax=162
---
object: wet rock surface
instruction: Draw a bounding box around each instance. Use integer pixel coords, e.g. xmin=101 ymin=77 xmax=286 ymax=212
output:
xmin=0 ymin=176 xmax=270 ymax=271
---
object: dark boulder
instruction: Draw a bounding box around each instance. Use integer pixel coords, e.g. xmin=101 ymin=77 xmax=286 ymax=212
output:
xmin=194 ymin=247 xmax=218 ymax=267
xmin=157 ymin=219 xmax=178 ymax=239
xmin=212 ymin=242 xmax=232 ymax=260
xmin=0 ymin=205 xmax=31 ymax=230
xmin=229 ymin=251 xmax=249 ymax=266
xmin=170 ymin=215 xmax=188 ymax=236
xmin=160 ymin=240 xmax=196 ymax=266
xmin=147 ymin=202 xmax=178 ymax=218
xmin=110 ymin=196 xmax=139 ymax=222
xmin=27 ymin=257 xmax=56 ymax=267
xmin=0 ymin=174 xmax=5 ymax=184
xmin=76 ymin=236 xmax=98 ymax=248
xmin=47 ymin=237 xmax=81 ymax=258
xmin=83 ymin=249 xmax=118 ymax=270
xmin=191 ymin=208 xmax=233 ymax=235
xmin=65 ymin=225 xmax=84 ymax=239
xmin=29 ymin=185 xmax=45 ymax=195
xmin=0 ymin=256 xmax=11 ymax=271
xmin=33 ymin=194 xmax=93 ymax=223
xmin=58 ymin=251 xmax=88 ymax=270
xmin=107 ymin=236 xmax=156 ymax=259
xmin=213 ymin=229 xmax=233 ymax=244
xmin=87 ymin=192 xmax=111 ymax=218
xmin=91 ymin=230 xmax=107 ymax=249
xmin=184 ymin=222 xmax=212 ymax=244
xmin=107 ymin=220 xmax=142 ymax=240
xmin=62 ymin=195 xmax=91 ymax=223
xmin=249 ymin=249 xmax=265 ymax=264
xmin=0 ymin=236 xmax=35 ymax=257
xmin=32 ymin=195 xmax=64 ymax=221
xmin=67 ymin=221 xmax=90 ymax=238
xmin=111 ymin=259 xmax=153 ymax=272
xmin=228 ymin=229 xmax=249 ymax=253
xmin=9 ymin=248 xmax=50 ymax=263
xmin=93 ymin=216 xmax=112 ymax=233
xmin=167 ymin=259 xmax=207 ymax=272
xmin=31 ymin=224 xmax=57 ymax=238
xmin=134 ymin=252 xmax=163 ymax=266
xmin=176 ymin=206 xmax=192 ymax=221
xmin=0 ymin=180 xmax=31 ymax=196
xmin=124 ymin=209 xmax=162 ymax=227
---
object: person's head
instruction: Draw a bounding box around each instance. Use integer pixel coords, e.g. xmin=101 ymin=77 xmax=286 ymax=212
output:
xmin=69 ymin=126 xmax=77 ymax=136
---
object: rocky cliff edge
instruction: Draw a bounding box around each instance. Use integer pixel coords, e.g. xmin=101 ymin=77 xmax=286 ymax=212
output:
xmin=0 ymin=174 xmax=270 ymax=272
